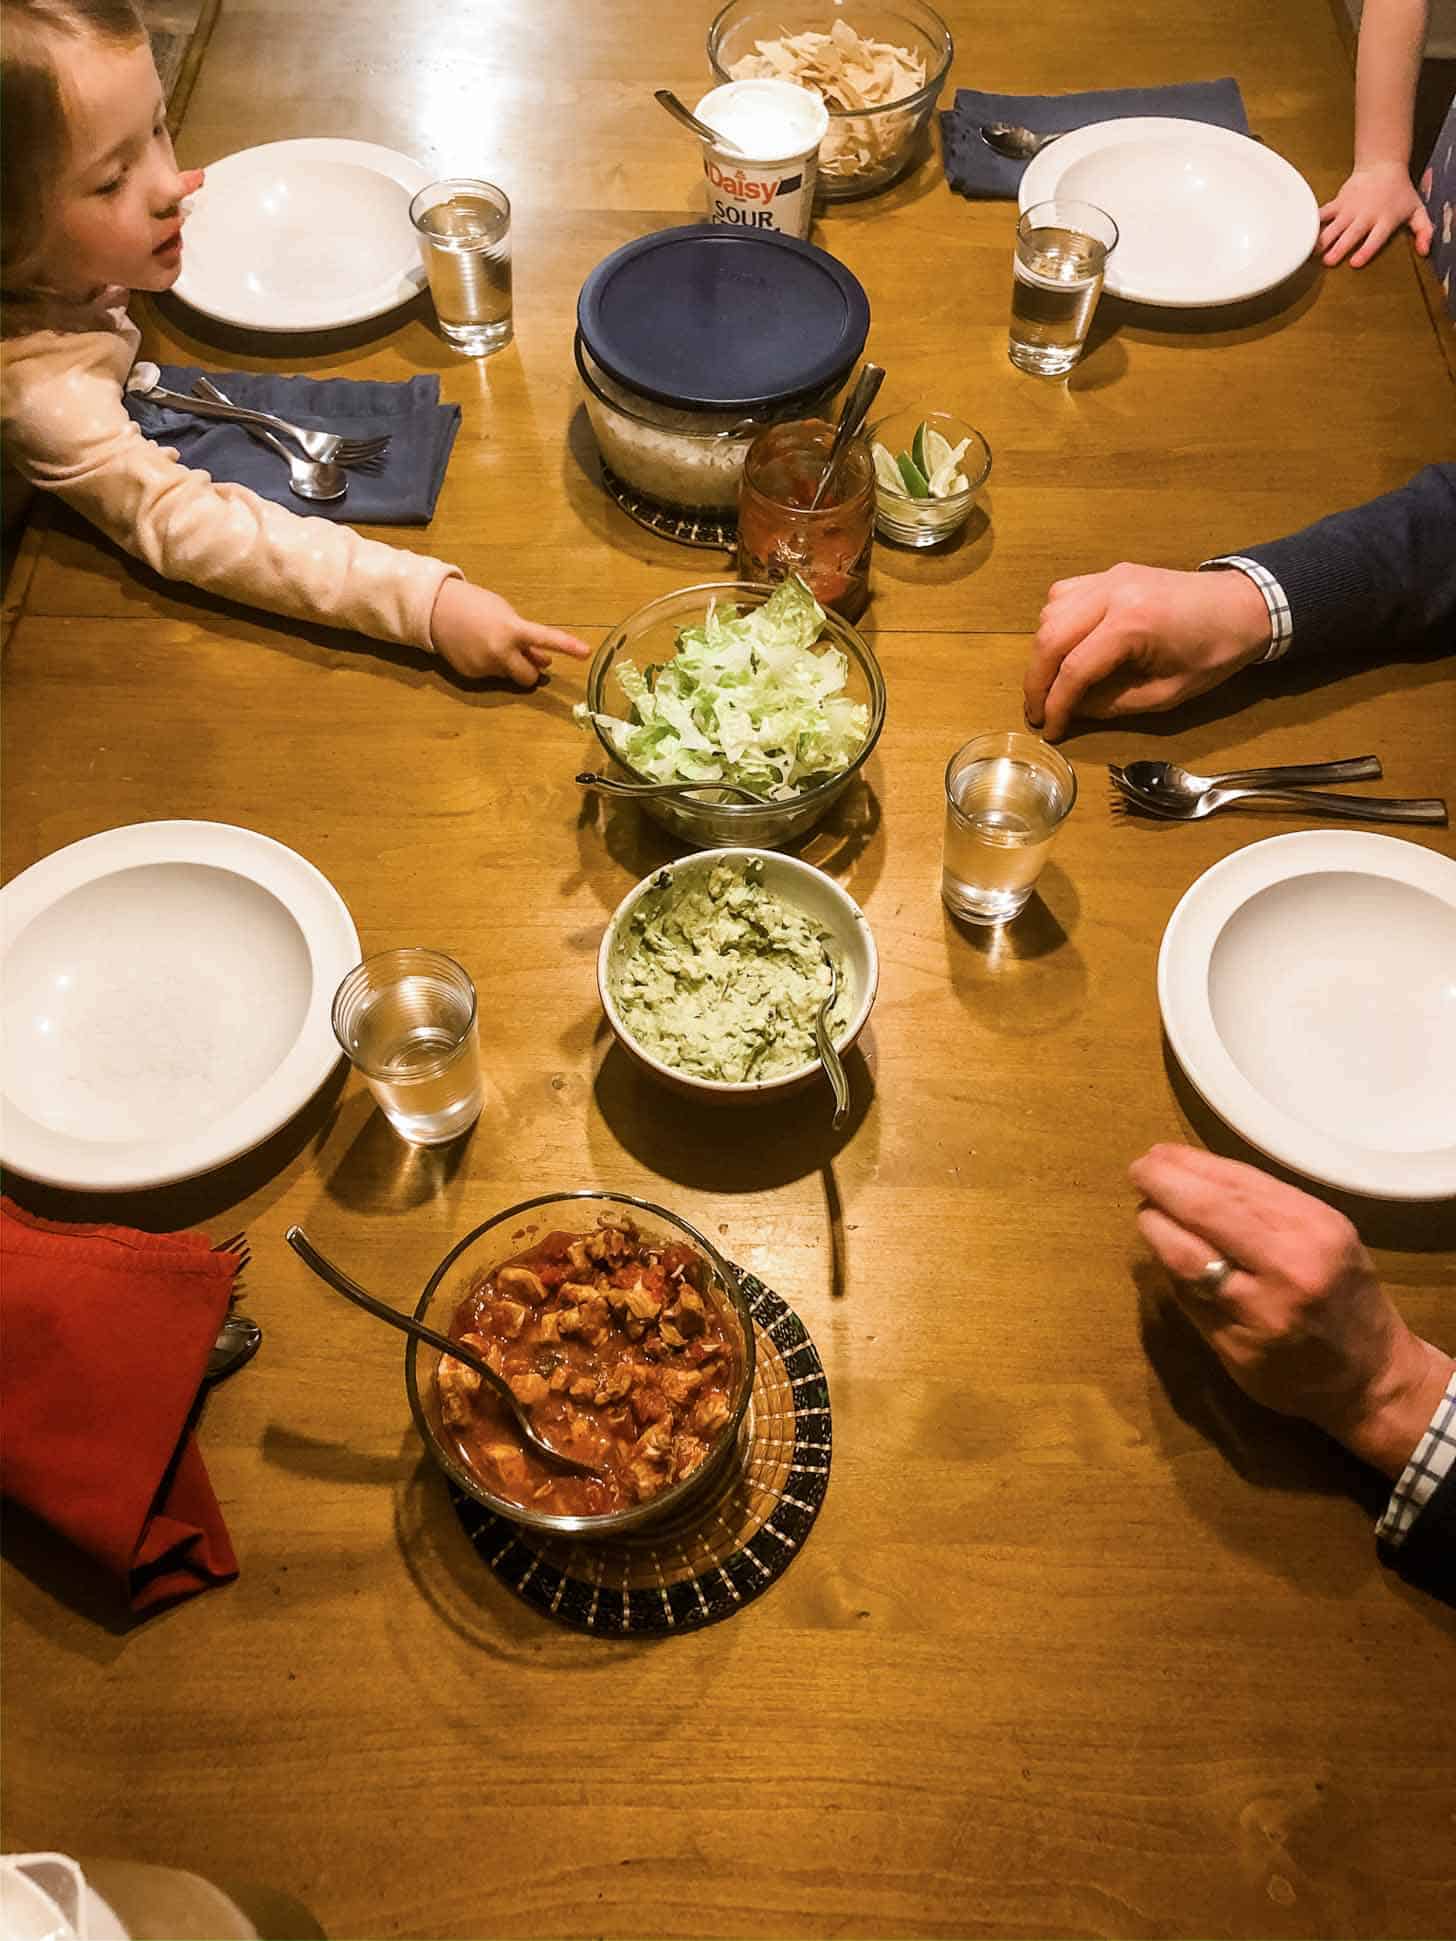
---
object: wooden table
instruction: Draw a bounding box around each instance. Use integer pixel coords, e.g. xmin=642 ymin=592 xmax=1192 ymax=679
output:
xmin=4 ymin=1 xmax=1454 ymax=1935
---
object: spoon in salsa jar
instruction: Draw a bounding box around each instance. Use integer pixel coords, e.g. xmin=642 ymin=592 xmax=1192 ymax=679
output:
xmin=807 ymin=362 xmax=886 ymax=511
xmin=285 ymin=1227 xmax=603 ymax=1478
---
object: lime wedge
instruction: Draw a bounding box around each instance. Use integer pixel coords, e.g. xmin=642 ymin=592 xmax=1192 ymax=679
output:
xmin=896 ymin=450 xmax=930 ymax=499
xmin=928 ymin=437 xmax=972 ymax=498
xmin=922 ymin=426 xmax=956 ymax=477
xmin=911 ymin=421 xmax=931 ymax=477
xmin=873 ymin=442 xmax=905 ymax=495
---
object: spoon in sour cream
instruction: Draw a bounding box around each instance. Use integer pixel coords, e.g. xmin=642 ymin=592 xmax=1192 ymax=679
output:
xmin=655 ymin=88 xmax=750 ymax=157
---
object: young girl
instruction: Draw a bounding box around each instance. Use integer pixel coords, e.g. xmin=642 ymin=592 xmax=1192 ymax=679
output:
xmin=1 ymin=0 xmax=590 ymax=687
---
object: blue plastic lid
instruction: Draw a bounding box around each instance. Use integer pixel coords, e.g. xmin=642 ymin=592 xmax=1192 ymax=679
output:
xmin=577 ymin=225 xmax=871 ymax=412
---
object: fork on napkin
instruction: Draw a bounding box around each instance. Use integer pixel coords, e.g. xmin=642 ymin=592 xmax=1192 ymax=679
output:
xmin=0 ymin=1199 xmax=244 ymax=1614
xmin=940 ymin=76 xmax=1249 ymax=197
xmin=125 ymin=364 xmax=461 ymax=524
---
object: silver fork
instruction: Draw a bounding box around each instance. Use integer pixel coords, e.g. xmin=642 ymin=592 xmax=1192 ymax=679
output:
xmin=193 ymin=376 xmax=389 ymax=468
xmin=1109 ymin=771 xmax=1447 ymax=825
xmin=126 ymin=362 xmax=389 ymax=465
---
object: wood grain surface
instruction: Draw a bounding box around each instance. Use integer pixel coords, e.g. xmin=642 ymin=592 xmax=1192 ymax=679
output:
xmin=3 ymin=0 xmax=1454 ymax=1936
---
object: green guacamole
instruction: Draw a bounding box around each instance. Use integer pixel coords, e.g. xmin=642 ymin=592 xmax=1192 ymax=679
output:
xmin=612 ymin=859 xmax=851 ymax=1084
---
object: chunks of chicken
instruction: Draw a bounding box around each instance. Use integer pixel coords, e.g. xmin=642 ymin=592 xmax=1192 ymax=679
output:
xmin=664 ymin=1287 xmax=707 ymax=1338
xmin=673 ymin=1433 xmax=709 ymax=1482
xmin=691 ymin=1391 xmax=732 ymax=1438
xmin=496 ymin=1266 xmax=550 ymax=1305
xmin=487 ymin=1297 xmax=529 ymax=1340
xmin=658 ymin=1366 xmax=706 ymax=1408
xmin=629 ymin=1383 xmax=671 ymax=1428
xmin=507 ymin=1370 xmax=549 ymax=1407
xmin=438 ymin=1352 xmax=482 ymax=1429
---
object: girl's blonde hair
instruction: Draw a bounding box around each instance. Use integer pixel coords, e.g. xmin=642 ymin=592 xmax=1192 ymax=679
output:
xmin=1 ymin=0 xmax=148 ymax=295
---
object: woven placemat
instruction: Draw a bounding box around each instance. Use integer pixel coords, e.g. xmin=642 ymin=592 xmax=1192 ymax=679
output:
xmin=448 ymin=1270 xmax=830 ymax=1634
xmin=600 ymin=466 xmax=737 ymax=552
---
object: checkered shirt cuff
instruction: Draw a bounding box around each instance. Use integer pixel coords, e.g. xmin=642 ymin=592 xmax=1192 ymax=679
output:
xmin=1375 ymin=1369 xmax=1456 ymax=1550
xmin=1198 ymin=555 xmax=1293 ymax=663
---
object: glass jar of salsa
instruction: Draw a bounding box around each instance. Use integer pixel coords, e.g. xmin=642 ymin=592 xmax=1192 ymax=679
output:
xmin=736 ymin=419 xmax=874 ymax=619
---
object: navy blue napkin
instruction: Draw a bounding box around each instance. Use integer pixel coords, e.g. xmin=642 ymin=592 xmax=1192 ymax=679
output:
xmin=941 ymin=78 xmax=1249 ymax=198
xmin=125 ymin=365 xmax=461 ymax=524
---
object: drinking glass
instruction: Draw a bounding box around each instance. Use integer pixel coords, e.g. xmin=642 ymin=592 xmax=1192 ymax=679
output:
xmin=1008 ymin=198 xmax=1119 ymax=377
xmin=409 ymin=178 xmax=512 ymax=357
xmin=942 ymin=732 xmax=1077 ymax=925
xmin=332 ymin=949 xmax=483 ymax=1145
xmin=737 ymin=419 xmax=875 ymax=618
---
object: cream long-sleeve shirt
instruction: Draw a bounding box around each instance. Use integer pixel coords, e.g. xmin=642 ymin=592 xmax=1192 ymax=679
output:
xmin=1 ymin=290 xmax=460 ymax=649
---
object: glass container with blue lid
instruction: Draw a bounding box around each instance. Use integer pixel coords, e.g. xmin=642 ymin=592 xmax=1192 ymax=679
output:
xmin=575 ymin=225 xmax=871 ymax=524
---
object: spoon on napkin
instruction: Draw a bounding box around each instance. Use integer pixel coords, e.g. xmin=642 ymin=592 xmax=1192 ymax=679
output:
xmin=979 ymin=122 xmax=1070 ymax=160
xmin=285 ymin=1227 xmax=603 ymax=1478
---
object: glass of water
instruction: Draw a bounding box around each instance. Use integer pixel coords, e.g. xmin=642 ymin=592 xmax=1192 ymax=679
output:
xmin=1008 ymin=198 xmax=1118 ymax=377
xmin=409 ymin=178 xmax=512 ymax=357
xmin=942 ymin=732 xmax=1077 ymax=925
xmin=332 ymin=949 xmax=483 ymax=1145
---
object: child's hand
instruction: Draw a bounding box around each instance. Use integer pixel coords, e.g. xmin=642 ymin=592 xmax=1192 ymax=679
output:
xmin=1318 ymin=161 xmax=1434 ymax=266
xmin=178 ymin=167 xmax=206 ymax=212
xmin=429 ymin=579 xmax=592 ymax=686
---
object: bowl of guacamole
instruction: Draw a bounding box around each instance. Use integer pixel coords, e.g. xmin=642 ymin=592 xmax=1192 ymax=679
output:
xmin=599 ymin=850 xmax=878 ymax=1101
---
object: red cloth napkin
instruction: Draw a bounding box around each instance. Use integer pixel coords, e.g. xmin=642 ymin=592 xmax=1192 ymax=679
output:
xmin=1 ymin=1197 xmax=241 ymax=1613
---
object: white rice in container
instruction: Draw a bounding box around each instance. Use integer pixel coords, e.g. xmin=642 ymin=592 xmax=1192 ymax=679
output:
xmin=576 ymin=335 xmax=836 ymax=513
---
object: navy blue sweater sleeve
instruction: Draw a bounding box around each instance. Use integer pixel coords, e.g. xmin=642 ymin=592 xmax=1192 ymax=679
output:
xmin=1240 ymin=464 xmax=1456 ymax=660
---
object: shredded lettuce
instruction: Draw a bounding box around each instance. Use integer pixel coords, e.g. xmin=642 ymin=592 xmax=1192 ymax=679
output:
xmin=575 ymin=577 xmax=868 ymax=799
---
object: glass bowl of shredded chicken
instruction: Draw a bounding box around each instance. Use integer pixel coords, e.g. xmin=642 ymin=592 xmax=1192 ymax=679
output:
xmin=407 ymin=1192 xmax=756 ymax=1535
xmin=708 ymin=0 xmax=954 ymax=199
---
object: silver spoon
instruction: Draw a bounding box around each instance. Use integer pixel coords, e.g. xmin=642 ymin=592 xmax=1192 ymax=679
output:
xmin=195 ymin=374 xmax=346 ymax=503
xmin=808 ymin=362 xmax=886 ymax=511
xmin=577 ymin=770 xmax=777 ymax=806
xmin=1114 ymin=754 xmax=1383 ymax=807
xmin=284 ymin=1226 xmax=603 ymax=1478
xmin=206 ymin=1311 xmax=262 ymax=1383
xmin=1108 ymin=775 xmax=1447 ymax=825
xmin=979 ymin=122 xmax=1070 ymax=160
xmin=813 ymin=950 xmax=850 ymax=1130
xmin=654 ymin=88 xmax=749 ymax=157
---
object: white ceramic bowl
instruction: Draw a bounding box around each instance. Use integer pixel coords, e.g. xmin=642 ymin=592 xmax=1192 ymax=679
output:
xmin=1019 ymin=117 xmax=1319 ymax=307
xmin=1158 ymin=831 xmax=1456 ymax=1199
xmin=598 ymin=848 xmax=877 ymax=1103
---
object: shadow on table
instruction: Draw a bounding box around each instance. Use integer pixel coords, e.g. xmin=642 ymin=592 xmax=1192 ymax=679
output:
xmin=320 ymin=1089 xmax=477 ymax=1214
xmin=1163 ymin=1041 xmax=1456 ymax=1252
xmin=1138 ymin=1263 xmax=1456 ymax=1622
xmin=391 ymin=1436 xmax=653 ymax=1663
xmin=569 ymin=769 xmax=886 ymax=919
xmin=872 ymin=498 xmax=994 ymax=585
xmin=1053 ymin=624 xmax=1453 ymax=756
xmin=941 ymin=862 xmax=1089 ymax=1037
xmin=589 ymin=1029 xmax=878 ymax=1205
xmin=0 ymin=1064 xmax=347 ymax=1236
xmin=149 ymin=287 xmax=439 ymax=367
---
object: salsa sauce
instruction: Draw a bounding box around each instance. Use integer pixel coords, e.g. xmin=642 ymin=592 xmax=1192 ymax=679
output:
xmin=438 ymin=1222 xmax=742 ymax=1518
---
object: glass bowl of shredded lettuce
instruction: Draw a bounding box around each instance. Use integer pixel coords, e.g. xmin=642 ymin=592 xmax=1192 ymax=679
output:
xmin=577 ymin=576 xmax=885 ymax=849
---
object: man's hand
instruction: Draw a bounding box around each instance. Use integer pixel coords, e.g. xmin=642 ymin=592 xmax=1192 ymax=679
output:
xmin=1130 ymin=1143 xmax=1455 ymax=1478
xmin=1318 ymin=162 xmax=1434 ymax=267
xmin=430 ymin=580 xmax=591 ymax=686
xmin=1023 ymin=564 xmax=1272 ymax=740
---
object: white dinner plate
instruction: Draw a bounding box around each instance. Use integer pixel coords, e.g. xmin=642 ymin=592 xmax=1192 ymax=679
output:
xmin=174 ymin=137 xmax=432 ymax=331
xmin=1019 ymin=117 xmax=1319 ymax=306
xmin=0 ymin=822 xmax=360 ymax=1191
xmin=1158 ymin=832 xmax=1456 ymax=1200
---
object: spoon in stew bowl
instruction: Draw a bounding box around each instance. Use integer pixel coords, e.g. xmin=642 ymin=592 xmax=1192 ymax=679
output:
xmin=285 ymin=1227 xmax=603 ymax=1478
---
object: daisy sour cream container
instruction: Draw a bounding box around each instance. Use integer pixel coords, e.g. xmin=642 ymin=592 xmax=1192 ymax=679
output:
xmin=694 ymin=78 xmax=830 ymax=238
